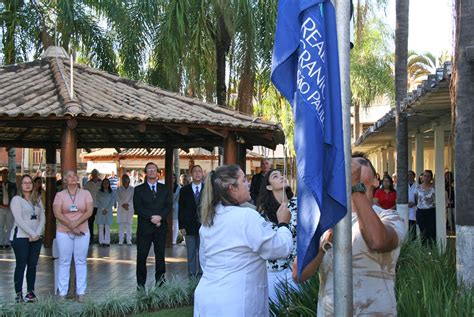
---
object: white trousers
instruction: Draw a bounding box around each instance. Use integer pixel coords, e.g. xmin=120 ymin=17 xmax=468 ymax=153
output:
xmin=0 ymin=207 xmax=13 ymax=245
xmin=118 ymin=223 xmax=132 ymax=244
xmin=98 ymin=225 xmax=110 ymax=244
xmin=172 ymin=219 xmax=179 ymax=244
xmin=56 ymin=231 xmax=90 ymax=296
xmin=267 ymin=268 xmax=299 ymax=304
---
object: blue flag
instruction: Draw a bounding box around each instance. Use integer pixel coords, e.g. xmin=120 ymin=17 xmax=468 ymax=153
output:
xmin=271 ymin=0 xmax=347 ymax=278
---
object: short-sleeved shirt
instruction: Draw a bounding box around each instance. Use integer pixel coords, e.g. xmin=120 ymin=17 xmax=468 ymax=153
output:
xmin=415 ymin=185 xmax=436 ymax=209
xmin=53 ymin=189 xmax=93 ymax=233
xmin=317 ymin=205 xmax=406 ymax=316
xmin=374 ymin=188 xmax=397 ymax=210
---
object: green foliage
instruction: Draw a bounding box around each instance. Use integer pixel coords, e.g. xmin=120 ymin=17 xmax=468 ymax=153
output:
xmin=351 ymin=15 xmax=394 ymax=108
xmin=134 ymin=305 xmax=193 ymax=317
xmin=270 ymin=240 xmax=474 ymax=316
xmin=0 ymin=277 xmax=197 ymax=317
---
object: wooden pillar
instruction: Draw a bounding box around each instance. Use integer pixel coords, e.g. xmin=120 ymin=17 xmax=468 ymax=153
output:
xmin=223 ymin=135 xmax=238 ymax=165
xmin=60 ymin=123 xmax=77 ymax=298
xmin=60 ymin=124 xmax=77 ymax=173
xmin=165 ymin=146 xmax=173 ymax=247
xmin=237 ymin=143 xmax=246 ymax=174
xmin=44 ymin=145 xmax=57 ymax=248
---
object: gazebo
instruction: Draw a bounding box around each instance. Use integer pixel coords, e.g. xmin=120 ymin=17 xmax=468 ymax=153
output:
xmin=0 ymin=47 xmax=285 ymax=246
xmin=80 ymin=147 xmax=264 ymax=176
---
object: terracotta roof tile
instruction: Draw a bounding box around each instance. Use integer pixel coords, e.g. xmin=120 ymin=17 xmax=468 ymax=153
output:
xmin=0 ymin=56 xmax=285 ymax=148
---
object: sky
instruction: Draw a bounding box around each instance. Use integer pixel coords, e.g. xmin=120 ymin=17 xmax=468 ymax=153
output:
xmin=386 ymin=0 xmax=454 ymax=62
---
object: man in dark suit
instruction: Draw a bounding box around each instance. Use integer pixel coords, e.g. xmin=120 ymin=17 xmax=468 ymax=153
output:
xmin=249 ymin=158 xmax=272 ymax=204
xmin=178 ymin=165 xmax=203 ymax=277
xmin=133 ymin=162 xmax=171 ymax=289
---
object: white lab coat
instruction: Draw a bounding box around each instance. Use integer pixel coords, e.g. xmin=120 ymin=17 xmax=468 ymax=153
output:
xmin=194 ymin=204 xmax=292 ymax=317
xmin=116 ymin=185 xmax=134 ymax=224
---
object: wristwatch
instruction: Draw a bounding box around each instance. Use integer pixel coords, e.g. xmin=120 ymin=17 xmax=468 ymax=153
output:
xmin=322 ymin=241 xmax=333 ymax=253
xmin=351 ymin=182 xmax=367 ymax=194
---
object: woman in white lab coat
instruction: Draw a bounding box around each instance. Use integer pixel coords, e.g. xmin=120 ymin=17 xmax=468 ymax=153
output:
xmin=194 ymin=164 xmax=293 ymax=317
xmin=116 ymin=174 xmax=134 ymax=245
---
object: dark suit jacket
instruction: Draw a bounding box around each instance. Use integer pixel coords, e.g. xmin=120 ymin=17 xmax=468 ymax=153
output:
xmin=178 ymin=183 xmax=203 ymax=235
xmin=133 ymin=182 xmax=171 ymax=235
xmin=0 ymin=181 xmax=17 ymax=208
xmin=250 ymin=172 xmax=264 ymax=204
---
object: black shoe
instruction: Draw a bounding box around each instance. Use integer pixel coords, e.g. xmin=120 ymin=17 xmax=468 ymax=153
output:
xmin=25 ymin=291 xmax=37 ymax=303
xmin=4 ymin=245 xmax=10 ymax=250
xmin=15 ymin=292 xmax=23 ymax=303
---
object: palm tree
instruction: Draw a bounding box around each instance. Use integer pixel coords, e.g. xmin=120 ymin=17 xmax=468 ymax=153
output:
xmin=1 ymin=1 xmax=118 ymax=71
xmin=395 ymin=0 xmax=409 ymax=223
xmin=350 ymin=5 xmax=393 ymax=141
xmin=147 ymin=0 xmax=276 ymax=111
xmin=407 ymin=51 xmax=436 ymax=90
xmin=453 ymin=0 xmax=474 ymax=289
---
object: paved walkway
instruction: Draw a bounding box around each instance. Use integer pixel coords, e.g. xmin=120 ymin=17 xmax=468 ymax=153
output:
xmin=0 ymin=243 xmax=189 ymax=302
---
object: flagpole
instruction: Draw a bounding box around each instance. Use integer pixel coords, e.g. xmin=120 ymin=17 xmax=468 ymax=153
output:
xmin=334 ymin=0 xmax=353 ymax=316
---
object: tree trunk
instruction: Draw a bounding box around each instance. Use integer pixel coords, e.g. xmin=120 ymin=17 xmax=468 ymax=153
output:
xmin=3 ymin=0 xmax=23 ymax=65
xmin=215 ymin=11 xmax=231 ymax=106
xmin=236 ymin=47 xmax=255 ymax=114
xmin=353 ymin=101 xmax=361 ymax=142
xmin=454 ymin=0 xmax=474 ymax=289
xmin=395 ymin=0 xmax=409 ymax=228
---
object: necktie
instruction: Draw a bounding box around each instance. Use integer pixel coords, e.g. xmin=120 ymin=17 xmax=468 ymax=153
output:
xmin=194 ymin=186 xmax=200 ymax=202
xmin=152 ymin=185 xmax=156 ymax=193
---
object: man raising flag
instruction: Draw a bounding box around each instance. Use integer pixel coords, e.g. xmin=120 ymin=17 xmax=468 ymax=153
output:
xmin=271 ymin=0 xmax=347 ymax=279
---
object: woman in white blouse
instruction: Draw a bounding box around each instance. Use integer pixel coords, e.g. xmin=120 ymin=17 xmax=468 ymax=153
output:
xmin=116 ymin=174 xmax=134 ymax=245
xmin=415 ymin=169 xmax=436 ymax=245
xmin=194 ymin=164 xmax=292 ymax=317
xmin=10 ymin=175 xmax=45 ymax=303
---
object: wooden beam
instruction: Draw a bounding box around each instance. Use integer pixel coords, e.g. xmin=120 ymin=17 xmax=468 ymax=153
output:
xmin=165 ymin=125 xmax=189 ymax=136
xmin=44 ymin=145 xmax=57 ymax=248
xmin=60 ymin=127 xmax=77 ymax=172
xmin=206 ymin=128 xmax=229 ymax=138
xmin=164 ymin=146 xmax=174 ymax=247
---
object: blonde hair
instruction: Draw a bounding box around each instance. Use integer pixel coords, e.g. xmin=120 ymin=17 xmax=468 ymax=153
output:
xmin=201 ymin=164 xmax=241 ymax=227
xmin=62 ymin=170 xmax=78 ymax=190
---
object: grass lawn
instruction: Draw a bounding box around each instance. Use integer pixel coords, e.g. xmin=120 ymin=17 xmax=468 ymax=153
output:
xmin=133 ymin=306 xmax=193 ymax=316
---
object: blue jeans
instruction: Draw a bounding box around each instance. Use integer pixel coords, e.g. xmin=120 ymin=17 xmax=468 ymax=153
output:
xmin=185 ymin=235 xmax=201 ymax=275
xmin=11 ymin=230 xmax=42 ymax=294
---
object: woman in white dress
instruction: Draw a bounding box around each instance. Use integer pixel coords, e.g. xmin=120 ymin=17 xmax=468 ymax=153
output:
xmin=256 ymin=169 xmax=298 ymax=304
xmin=194 ymin=164 xmax=293 ymax=317
xmin=95 ymin=178 xmax=114 ymax=246
xmin=116 ymin=175 xmax=134 ymax=245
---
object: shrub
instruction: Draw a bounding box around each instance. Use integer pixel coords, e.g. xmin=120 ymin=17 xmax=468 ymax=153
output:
xmin=270 ymin=240 xmax=474 ymax=316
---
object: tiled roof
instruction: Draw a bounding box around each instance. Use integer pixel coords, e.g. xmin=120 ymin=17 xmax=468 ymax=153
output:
xmin=82 ymin=147 xmax=263 ymax=159
xmin=0 ymin=51 xmax=284 ymax=149
xmin=354 ymin=61 xmax=452 ymax=151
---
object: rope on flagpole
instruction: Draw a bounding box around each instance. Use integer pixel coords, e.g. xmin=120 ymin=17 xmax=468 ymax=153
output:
xmin=282 ymin=141 xmax=288 ymax=203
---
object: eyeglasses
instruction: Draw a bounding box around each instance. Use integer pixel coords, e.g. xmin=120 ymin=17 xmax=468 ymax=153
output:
xmin=146 ymin=168 xmax=157 ymax=172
